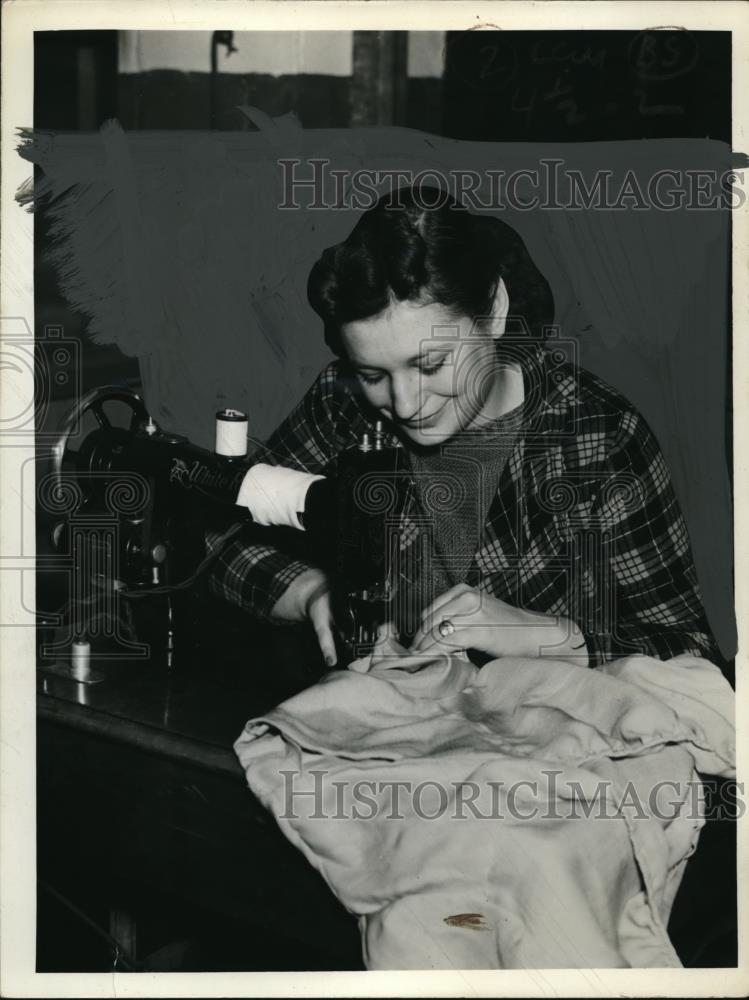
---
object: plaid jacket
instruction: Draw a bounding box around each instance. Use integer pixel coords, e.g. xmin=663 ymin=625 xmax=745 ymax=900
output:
xmin=207 ymin=343 xmax=719 ymax=668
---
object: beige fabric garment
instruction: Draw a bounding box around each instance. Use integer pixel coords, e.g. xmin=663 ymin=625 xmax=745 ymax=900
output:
xmin=234 ymin=652 xmax=734 ymax=969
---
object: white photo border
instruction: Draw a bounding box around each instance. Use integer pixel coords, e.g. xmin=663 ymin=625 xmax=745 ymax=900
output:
xmin=1 ymin=2 xmax=747 ymax=996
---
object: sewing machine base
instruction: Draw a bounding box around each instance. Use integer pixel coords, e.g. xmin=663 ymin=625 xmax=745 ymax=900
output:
xmin=38 ymin=661 xmax=106 ymax=685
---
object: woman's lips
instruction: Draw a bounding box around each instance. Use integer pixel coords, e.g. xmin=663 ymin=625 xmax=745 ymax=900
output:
xmin=400 ymin=402 xmax=447 ymax=430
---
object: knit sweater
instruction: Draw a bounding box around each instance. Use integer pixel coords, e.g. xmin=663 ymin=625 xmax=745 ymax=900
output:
xmin=396 ymin=403 xmax=524 ymax=638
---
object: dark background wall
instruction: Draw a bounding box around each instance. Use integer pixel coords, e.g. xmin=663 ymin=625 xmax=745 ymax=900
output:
xmin=34 ymin=28 xmax=732 ymax=408
xmin=442 ymin=30 xmax=731 ymax=141
xmin=35 ymin=30 xmax=731 ymax=138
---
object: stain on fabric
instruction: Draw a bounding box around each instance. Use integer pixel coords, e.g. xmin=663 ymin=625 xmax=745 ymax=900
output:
xmin=444 ymin=913 xmax=490 ymax=931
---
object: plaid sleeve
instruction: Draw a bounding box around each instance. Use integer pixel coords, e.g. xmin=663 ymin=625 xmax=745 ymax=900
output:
xmin=580 ymin=410 xmax=720 ymax=668
xmin=206 ymin=364 xmax=348 ymax=621
xmin=206 ymin=525 xmax=318 ymax=624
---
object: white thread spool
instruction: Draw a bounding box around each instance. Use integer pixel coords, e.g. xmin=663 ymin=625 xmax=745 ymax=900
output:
xmin=215 ymin=408 xmax=248 ymax=457
xmin=71 ymin=640 xmax=91 ymax=683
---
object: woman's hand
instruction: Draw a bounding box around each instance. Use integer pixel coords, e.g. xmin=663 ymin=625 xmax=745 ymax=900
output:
xmin=270 ymin=567 xmax=338 ymax=667
xmin=409 ymin=584 xmax=588 ymax=664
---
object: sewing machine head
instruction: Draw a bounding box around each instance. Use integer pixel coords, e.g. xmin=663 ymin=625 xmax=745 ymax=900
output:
xmin=49 ymin=386 xmax=250 ymax=590
xmin=314 ymin=428 xmax=406 ymax=661
xmin=48 ymin=387 xmax=404 ymax=667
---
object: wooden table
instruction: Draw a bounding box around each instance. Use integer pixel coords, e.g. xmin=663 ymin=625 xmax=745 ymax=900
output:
xmin=36 ymin=599 xmax=364 ymax=971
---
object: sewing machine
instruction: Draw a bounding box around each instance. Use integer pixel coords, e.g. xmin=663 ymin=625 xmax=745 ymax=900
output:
xmin=44 ymin=386 xmax=406 ymax=676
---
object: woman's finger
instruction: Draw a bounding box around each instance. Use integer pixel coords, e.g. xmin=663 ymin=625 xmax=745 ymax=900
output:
xmin=308 ymin=591 xmax=338 ymax=667
xmin=410 ymin=605 xmax=453 ymax=651
xmin=410 ymin=604 xmax=466 ymax=651
xmin=411 ymin=592 xmax=479 ymax=650
xmin=418 ymin=584 xmax=472 ymax=620
xmin=411 ymin=624 xmax=469 ymax=657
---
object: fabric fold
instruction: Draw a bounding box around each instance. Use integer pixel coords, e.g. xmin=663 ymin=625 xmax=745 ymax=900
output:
xmin=234 ymin=652 xmax=734 ymax=969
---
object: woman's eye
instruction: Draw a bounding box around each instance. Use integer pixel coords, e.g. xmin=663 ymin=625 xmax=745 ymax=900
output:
xmin=358 ymin=371 xmax=385 ymax=386
xmin=420 ymin=357 xmax=447 ymax=377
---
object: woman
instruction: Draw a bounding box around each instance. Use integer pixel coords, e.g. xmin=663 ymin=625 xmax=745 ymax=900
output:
xmin=209 ymin=185 xmax=718 ymax=671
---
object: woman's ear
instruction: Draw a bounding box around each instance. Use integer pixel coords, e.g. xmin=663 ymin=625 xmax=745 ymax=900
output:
xmin=488 ymin=277 xmax=510 ymax=340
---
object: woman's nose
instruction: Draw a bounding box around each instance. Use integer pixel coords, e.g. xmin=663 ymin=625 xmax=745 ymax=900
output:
xmin=390 ymin=373 xmax=421 ymax=421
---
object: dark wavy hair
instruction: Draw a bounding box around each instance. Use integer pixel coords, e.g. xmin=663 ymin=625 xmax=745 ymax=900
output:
xmin=307 ymin=186 xmax=554 ymax=356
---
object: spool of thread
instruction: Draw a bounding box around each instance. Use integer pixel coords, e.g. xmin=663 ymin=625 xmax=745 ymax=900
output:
xmin=215 ymin=408 xmax=248 ymax=457
xmin=71 ymin=640 xmax=91 ymax=683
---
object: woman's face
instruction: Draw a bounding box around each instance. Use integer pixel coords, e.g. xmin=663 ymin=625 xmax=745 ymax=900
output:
xmin=340 ymin=298 xmax=510 ymax=447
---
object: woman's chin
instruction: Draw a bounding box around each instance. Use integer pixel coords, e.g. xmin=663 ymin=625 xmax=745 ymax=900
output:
xmin=401 ymin=422 xmax=454 ymax=447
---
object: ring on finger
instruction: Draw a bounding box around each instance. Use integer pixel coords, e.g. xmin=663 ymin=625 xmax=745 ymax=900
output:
xmin=438 ymin=619 xmax=456 ymax=638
